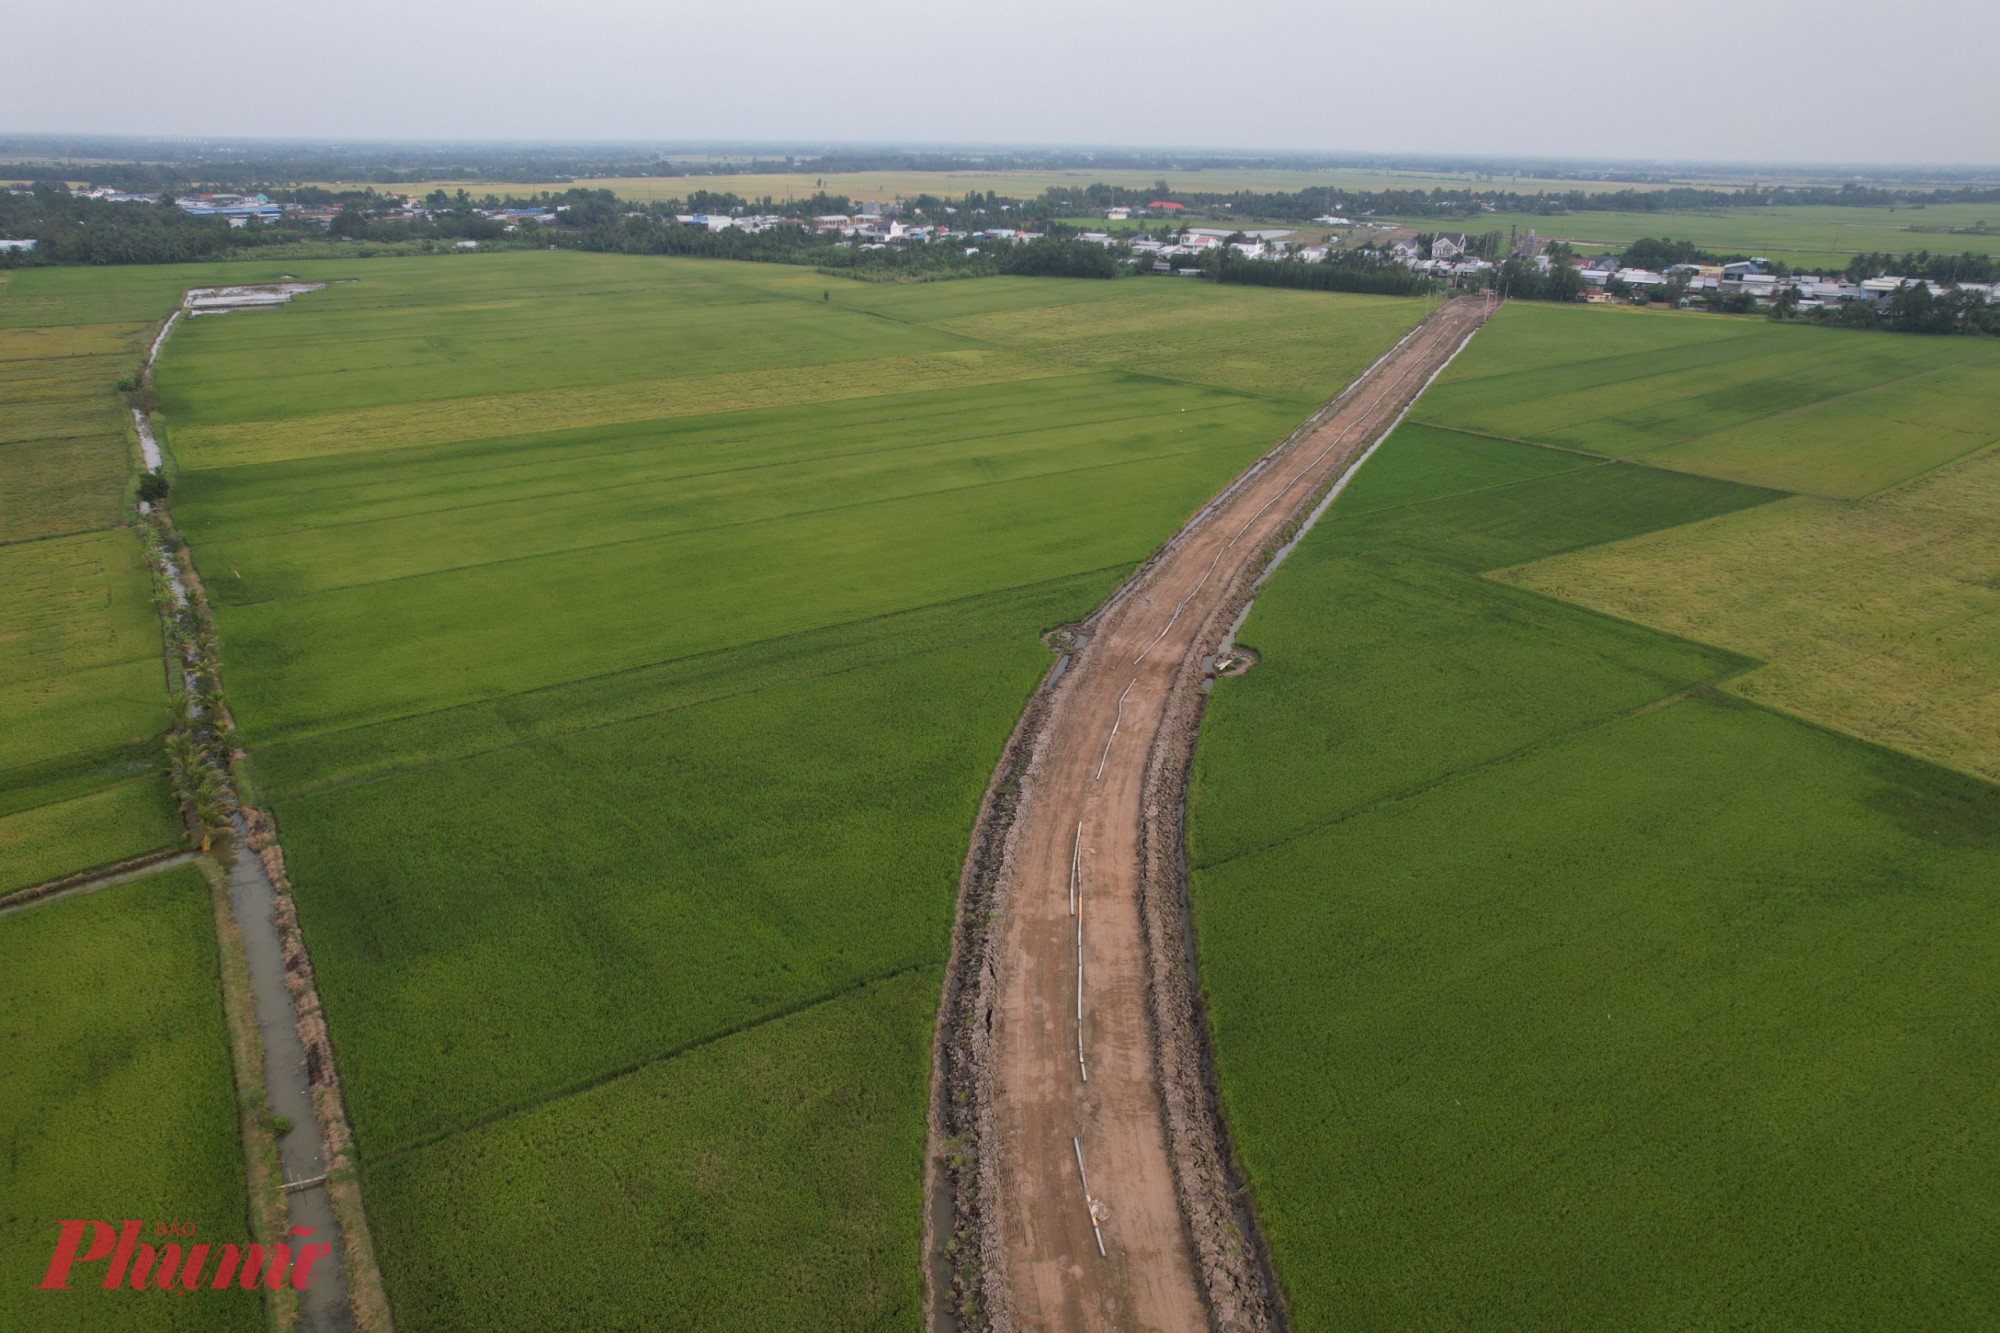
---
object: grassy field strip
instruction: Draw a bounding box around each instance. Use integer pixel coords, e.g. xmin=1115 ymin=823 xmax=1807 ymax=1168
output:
xmin=0 ymin=867 xmax=263 ymax=1332
xmin=1193 ymin=646 xmax=1752 ymax=874
xmin=1187 ymin=397 xmax=2000 ymax=1326
xmin=171 ymin=350 xmax=1058 ymax=467
xmin=0 ymin=277 xmax=181 ymax=892
xmin=166 ymin=280 xmax=1417 ymax=467
xmin=194 ymin=401 xmax=1262 ymax=607
xmin=1413 ymin=305 xmax=2000 ymax=498
xmin=1637 ymin=362 xmax=2000 ymax=498
xmin=1413 ymin=319 xmax=2000 ymax=497
xmin=203 ymin=447 xmax=1279 ymax=739
xmin=0 ymin=778 xmax=183 ymax=895
xmin=365 ymin=968 xmax=939 ymax=1331
xmin=1416 ymin=202 xmax=2000 ymax=262
xmin=248 ymin=570 xmax=1121 ymax=801
xmin=205 ymin=441 xmax=1250 ymax=607
xmin=1500 ymin=440 xmax=2000 ymax=782
xmin=174 ymin=377 xmax=1224 ymax=542
xmin=368 ymin=958 xmax=936 ymax=1167
xmin=276 ymin=632 xmax=1065 ymax=1157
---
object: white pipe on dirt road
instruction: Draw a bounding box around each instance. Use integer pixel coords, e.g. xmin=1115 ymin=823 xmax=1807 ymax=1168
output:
xmin=1069 ymin=820 xmax=1081 ymax=917
xmin=1127 ymin=313 xmax=1464 ymax=669
xmin=1073 ymin=1137 xmax=1108 ymax=1258
xmin=1095 ymin=678 xmax=1136 ymax=781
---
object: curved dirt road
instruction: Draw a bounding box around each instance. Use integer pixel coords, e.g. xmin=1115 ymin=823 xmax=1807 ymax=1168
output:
xmin=975 ymin=297 xmax=1492 ymax=1332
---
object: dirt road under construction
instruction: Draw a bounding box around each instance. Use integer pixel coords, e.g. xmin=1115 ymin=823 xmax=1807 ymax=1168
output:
xmin=937 ymin=297 xmax=1492 ymax=1333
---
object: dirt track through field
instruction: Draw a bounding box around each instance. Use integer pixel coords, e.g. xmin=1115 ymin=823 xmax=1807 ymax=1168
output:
xmin=969 ymin=296 xmax=1491 ymax=1332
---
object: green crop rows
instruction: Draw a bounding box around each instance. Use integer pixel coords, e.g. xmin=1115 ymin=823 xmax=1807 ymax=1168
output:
xmin=1188 ymin=310 xmax=2000 ymax=1327
xmin=1396 ymin=200 xmax=2000 ymax=269
xmin=70 ymin=249 xmax=1427 ymax=1328
xmin=0 ymin=275 xmax=185 ymax=894
xmin=0 ymin=867 xmax=258 ymax=1332
xmin=1410 ymin=301 xmax=2000 ymax=498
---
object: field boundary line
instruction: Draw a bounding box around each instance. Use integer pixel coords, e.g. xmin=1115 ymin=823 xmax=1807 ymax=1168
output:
xmin=1193 ymin=670 xmax=1757 ymax=876
xmin=1850 ymin=434 xmax=2000 ymax=503
xmin=209 ymin=443 xmax=1244 ymax=609
xmin=1400 ymin=420 xmax=1620 ymax=460
xmin=1414 ymin=315 xmax=1770 ymax=388
xmin=0 ymin=846 xmax=192 ymax=914
xmin=248 ymin=564 xmax=1134 ymax=759
xmin=1593 ymin=359 xmax=1969 ymax=460
xmin=176 ymin=351 xmax=1079 ymax=470
xmin=268 ymin=628 xmax=1036 ymax=802
xmin=0 ymin=522 xmax=133 ymax=549
xmin=369 ymin=960 xmax=938 ymax=1167
xmin=184 ymin=392 xmax=1243 ymax=546
xmin=1303 ymin=455 xmax=1609 ymax=526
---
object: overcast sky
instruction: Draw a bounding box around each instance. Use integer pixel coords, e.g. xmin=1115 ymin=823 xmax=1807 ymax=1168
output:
xmin=10 ymin=0 xmax=1998 ymax=165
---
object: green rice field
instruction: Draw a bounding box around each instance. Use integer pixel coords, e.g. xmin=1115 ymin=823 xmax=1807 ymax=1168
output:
xmin=0 ymin=273 xmax=181 ymax=893
xmin=1418 ymin=301 xmax=2000 ymax=777
xmin=88 ymin=249 xmax=1427 ymax=1328
xmin=1188 ymin=304 xmax=2000 ymax=1327
xmin=0 ymin=867 xmax=260 ymax=1332
xmin=1393 ymin=202 xmax=2000 ymax=268
xmin=1410 ymin=302 xmax=2000 ymax=498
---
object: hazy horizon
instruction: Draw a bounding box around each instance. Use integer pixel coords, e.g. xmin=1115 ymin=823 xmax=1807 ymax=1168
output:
xmin=9 ymin=0 xmax=1998 ymax=166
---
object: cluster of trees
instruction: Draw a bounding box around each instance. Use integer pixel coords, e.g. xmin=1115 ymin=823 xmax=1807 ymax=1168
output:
xmin=1489 ymin=254 xmax=1586 ymax=303
xmin=1806 ymin=283 xmax=1997 ymax=334
xmin=314 ymin=186 xmax=627 ymax=243
xmin=1217 ymin=250 xmax=1427 ymax=296
xmin=1022 ymin=181 xmax=2000 ymax=226
xmin=1842 ymin=249 xmax=1999 ymax=284
xmin=554 ymin=210 xmax=1119 ymax=281
xmin=1617 ymin=236 xmax=1710 ymax=269
xmin=0 ymin=182 xmax=309 ymax=266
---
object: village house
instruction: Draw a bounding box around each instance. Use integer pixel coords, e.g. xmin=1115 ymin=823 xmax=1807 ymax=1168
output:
xmin=1431 ymin=232 xmax=1467 ymax=260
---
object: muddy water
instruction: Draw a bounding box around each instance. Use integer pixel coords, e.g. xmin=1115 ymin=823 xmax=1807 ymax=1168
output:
xmin=134 ymin=408 xmax=162 ymax=469
xmin=223 ymin=825 xmax=354 ymax=1333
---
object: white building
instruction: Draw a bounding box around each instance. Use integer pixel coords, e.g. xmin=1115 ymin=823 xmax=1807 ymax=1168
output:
xmin=1614 ymin=268 xmax=1665 ymax=288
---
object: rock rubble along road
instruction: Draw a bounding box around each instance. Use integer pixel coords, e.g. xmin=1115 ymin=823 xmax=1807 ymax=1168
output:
xmin=982 ymin=297 xmax=1492 ymax=1332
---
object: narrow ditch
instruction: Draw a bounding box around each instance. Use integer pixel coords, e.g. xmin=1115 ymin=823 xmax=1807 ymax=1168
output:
xmin=135 ymin=289 xmax=383 ymax=1333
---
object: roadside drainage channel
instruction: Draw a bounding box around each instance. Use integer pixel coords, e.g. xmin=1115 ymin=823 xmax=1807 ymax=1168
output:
xmin=0 ymin=852 xmax=197 ymax=917
xmin=226 ymin=825 xmax=353 ymax=1332
xmin=141 ymin=294 xmax=355 ymax=1333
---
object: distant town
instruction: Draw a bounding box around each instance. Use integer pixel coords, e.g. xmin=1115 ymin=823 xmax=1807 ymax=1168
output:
xmin=3 ymin=184 xmax=1993 ymax=319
